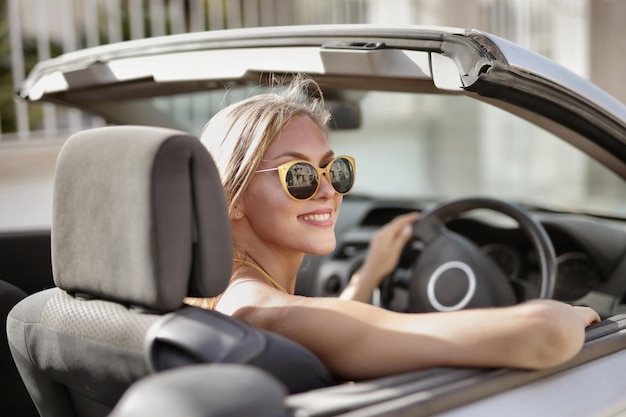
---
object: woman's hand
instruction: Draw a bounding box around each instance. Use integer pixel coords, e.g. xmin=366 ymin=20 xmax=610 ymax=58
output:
xmin=572 ymin=305 xmax=601 ymax=327
xmin=340 ymin=212 xmax=419 ymax=302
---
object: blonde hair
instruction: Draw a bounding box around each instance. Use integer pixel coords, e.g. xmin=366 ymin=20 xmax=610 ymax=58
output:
xmin=199 ymin=75 xmax=331 ymax=214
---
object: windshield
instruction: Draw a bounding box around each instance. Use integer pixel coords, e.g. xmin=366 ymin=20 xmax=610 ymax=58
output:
xmin=152 ymin=87 xmax=626 ymax=219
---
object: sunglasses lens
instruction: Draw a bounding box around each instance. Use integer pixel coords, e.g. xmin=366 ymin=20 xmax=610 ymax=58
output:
xmin=285 ymin=162 xmax=319 ymax=199
xmin=329 ymin=157 xmax=355 ymax=194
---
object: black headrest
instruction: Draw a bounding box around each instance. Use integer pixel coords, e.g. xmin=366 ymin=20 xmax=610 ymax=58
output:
xmin=51 ymin=126 xmax=232 ymax=311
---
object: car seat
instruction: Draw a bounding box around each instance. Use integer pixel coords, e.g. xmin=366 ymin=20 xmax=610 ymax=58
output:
xmin=7 ymin=126 xmax=332 ymax=417
xmin=109 ymin=364 xmax=291 ymax=417
xmin=1 ymin=279 xmax=38 ymax=417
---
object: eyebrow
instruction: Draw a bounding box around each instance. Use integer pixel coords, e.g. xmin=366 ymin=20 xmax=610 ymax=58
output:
xmin=268 ymin=150 xmax=335 ymax=164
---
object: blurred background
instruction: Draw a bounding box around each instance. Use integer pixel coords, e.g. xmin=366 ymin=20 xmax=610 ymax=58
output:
xmin=1 ymin=0 xmax=625 ymax=230
xmin=2 ymin=0 xmax=625 ymax=140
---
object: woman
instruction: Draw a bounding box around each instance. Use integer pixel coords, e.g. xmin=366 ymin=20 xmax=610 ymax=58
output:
xmin=187 ymin=76 xmax=599 ymax=381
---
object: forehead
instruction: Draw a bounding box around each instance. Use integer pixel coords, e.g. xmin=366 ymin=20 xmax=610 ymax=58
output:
xmin=265 ymin=115 xmax=330 ymax=159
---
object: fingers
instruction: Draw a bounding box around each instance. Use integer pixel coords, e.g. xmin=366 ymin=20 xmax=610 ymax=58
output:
xmin=572 ymin=306 xmax=600 ymax=327
xmin=387 ymin=212 xmax=419 ymax=251
xmin=379 ymin=212 xmax=419 ymax=244
xmin=391 ymin=211 xmax=420 ymax=231
xmin=364 ymin=212 xmax=419 ymax=278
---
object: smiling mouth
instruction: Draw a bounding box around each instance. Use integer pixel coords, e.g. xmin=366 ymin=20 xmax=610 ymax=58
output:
xmin=299 ymin=213 xmax=331 ymax=222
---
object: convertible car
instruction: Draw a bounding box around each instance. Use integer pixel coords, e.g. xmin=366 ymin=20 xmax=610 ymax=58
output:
xmin=3 ymin=24 xmax=626 ymax=417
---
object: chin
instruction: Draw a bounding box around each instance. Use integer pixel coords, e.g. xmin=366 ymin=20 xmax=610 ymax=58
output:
xmin=305 ymin=241 xmax=336 ymax=256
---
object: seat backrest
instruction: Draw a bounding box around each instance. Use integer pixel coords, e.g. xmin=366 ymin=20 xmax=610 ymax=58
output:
xmin=7 ymin=126 xmax=233 ymax=417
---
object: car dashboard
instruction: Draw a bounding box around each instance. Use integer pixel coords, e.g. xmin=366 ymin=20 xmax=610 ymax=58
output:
xmin=297 ymin=197 xmax=626 ymax=319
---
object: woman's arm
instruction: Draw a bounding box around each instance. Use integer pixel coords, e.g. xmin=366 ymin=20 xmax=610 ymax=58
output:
xmin=340 ymin=212 xmax=419 ymax=302
xmin=220 ymin=286 xmax=599 ymax=381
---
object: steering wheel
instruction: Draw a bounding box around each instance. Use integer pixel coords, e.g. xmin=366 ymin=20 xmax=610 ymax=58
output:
xmin=407 ymin=197 xmax=556 ymax=313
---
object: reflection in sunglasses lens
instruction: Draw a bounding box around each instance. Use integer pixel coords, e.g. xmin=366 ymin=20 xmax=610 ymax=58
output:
xmin=330 ymin=158 xmax=353 ymax=193
xmin=287 ymin=162 xmax=318 ymax=199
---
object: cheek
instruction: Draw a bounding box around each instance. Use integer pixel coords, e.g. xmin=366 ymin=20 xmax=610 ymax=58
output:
xmin=334 ymin=194 xmax=343 ymax=210
xmin=242 ymin=177 xmax=294 ymax=226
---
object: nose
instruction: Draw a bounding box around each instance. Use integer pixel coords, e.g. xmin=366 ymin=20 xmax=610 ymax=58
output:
xmin=316 ymin=173 xmax=336 ymax=199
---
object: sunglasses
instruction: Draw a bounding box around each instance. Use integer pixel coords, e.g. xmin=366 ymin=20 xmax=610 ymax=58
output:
xmin=256 ymin=155 xmax=356 ymax=200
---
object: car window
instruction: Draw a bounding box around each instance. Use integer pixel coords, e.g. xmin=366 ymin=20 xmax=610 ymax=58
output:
xmin=150 ymin=87 xmax=626 ymax=219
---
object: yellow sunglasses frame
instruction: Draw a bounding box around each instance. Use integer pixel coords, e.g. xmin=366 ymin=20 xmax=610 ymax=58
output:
xmin=256 ymin=155 xmax=356 ymax=201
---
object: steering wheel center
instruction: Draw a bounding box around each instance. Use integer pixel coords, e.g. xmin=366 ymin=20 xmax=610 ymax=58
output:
xmin=427 ymin=261 xmax=477 ymax=311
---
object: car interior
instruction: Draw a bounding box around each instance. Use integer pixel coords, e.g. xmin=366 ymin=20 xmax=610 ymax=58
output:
xmin=5 ymin=124 xmax=626 ymax=417
xmin=4 ymin=92 xmax=626 ymax=417
xmin=4 ymin=125 xmax=626 ymax=417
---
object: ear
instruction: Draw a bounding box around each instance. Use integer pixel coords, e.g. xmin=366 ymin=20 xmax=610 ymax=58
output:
xmin=232 ymin=191 xmax=251 ymax=221
xmin=231 ymin=200 xmax=246 ymax=220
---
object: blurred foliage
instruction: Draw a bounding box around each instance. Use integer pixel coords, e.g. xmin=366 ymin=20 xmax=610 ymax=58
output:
xmin=0 ymin=0 xmax=62 ymax=133
xmin=0 ymin=0 xmax=206 ymax=134
xmin=0 ymin=0 xmax=21 ymax=133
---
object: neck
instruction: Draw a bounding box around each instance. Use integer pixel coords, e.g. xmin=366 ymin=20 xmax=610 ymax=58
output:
xmin=232 ymin=248 xmax=303 ymax=294
xmin=231 ymin=221 xmax=305 ymax=294
xmin=233 ymin=258 xmax=289 ymax=294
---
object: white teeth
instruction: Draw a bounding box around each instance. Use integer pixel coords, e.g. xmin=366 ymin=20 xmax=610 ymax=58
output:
xmin=301 ymin=213 xmax=330 ymax=222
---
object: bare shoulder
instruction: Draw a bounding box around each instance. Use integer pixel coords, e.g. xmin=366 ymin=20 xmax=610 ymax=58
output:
xmin=213 ymin=280 xmax=382 ymax=331
xmin=214 ymin=280 xmax=310 ymax=317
